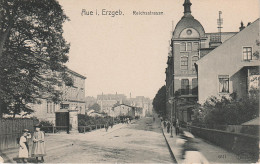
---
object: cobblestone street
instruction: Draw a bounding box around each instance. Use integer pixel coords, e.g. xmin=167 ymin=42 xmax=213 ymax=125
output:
xmin=43 ymin=117 xmax=173 ymax=163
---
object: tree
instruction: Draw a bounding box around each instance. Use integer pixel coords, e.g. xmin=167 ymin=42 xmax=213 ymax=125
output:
xmin=89 ymin=103 xmax=101 ymax=113
xmin=0 ymin=0 xmax=71 ymax=117
xmin=152 ymin=85 xmax=166 ymax=116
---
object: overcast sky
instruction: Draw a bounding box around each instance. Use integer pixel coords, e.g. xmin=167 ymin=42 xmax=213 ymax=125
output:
xmin=58 ymin=0 xmax=259 ymax=99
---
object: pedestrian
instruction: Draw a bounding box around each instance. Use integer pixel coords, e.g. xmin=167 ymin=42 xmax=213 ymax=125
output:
xmin=166 ymin=121 xmax=170 ymax=133
xmin=105 ymin=122 xmax=109 ymax=132
xmin=153 ymin=117 xmax=155 ymax=122
xmin=18 ymin=129 xmax=30 ymax=163
xmin=110 ymin=121 xmax=114 ymax=128
xmin=163 ymin=121 xmax=166 ymax=128
xmin=175 ymin=119 xmax=180 ymax=135
xmin=31 ymin=124 xmax=46 ymax=163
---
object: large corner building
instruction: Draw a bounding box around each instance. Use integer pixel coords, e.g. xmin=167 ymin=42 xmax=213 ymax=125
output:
xmin=166 ymin=0 xmax=237 ymax=123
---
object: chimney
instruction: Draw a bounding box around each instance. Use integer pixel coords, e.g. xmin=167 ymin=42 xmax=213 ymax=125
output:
xmin=239 ymin=21 xmax=245 ymax=31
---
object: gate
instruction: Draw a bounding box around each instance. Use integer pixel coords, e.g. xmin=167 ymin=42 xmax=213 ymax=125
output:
xmin=55 ymin=110 xmax=69 ymax=133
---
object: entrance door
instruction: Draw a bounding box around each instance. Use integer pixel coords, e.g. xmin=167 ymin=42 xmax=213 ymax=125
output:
xmin=56 ymin=112 xmax=69 ymax=133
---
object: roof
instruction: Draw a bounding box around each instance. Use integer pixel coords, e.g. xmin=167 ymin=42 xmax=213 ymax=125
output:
xmin=173 ymin=16 xmax=205 ymax=39
xmin=196 ymin=18 xmax=260 ymax=65
xmin=67 ymin=68 xmax=86 ymax=79
xmin=242 ymin=117 xmax=259 ymax=125
xmin=112 ymin=104 xmax=135 ymax=109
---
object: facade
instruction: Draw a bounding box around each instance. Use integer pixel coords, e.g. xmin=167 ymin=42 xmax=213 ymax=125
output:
xmin=196 ymin=19 xmax=260 ymax=103
xmin=31 ymin=68 xmax=86 ymax=123
xmin=112 ymin=104 xmax=135 ymax=118
xmin=96 ymin=93 xmax=127 ymax=115
xmin=129 ymin=96 xmax=153 ymax=117
xmin=165 ymin=0 xmax=236 ymax=123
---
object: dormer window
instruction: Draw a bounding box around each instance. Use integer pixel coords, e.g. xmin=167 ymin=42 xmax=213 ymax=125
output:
xmin=243 ymin=47 xmax=252 ymax=60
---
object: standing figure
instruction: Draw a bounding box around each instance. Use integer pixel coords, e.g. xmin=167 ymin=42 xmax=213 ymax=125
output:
xmin=105 ymin=122 xmax=109 ymax=132
xmin=163 ymin=121 xmax=167 ymax=128
xmin=31 ymin=124 xmax=46 ymax=163
xmin=18 ymin=129 xmax=30 ymax=163
xmin=175 ymin=119 xmax=180 ymax=135
xmin=110 ymin=121 xmax=114 ymax=128
xmin=166 ymin=121 xmax=171 ymax=133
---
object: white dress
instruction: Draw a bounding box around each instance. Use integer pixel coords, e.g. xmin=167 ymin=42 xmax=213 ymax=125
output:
xmin=18 ymin=136 xmax=29 ymax=158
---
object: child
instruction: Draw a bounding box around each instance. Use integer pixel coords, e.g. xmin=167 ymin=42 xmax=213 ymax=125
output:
xmin=18 ymin=129 xmax=30 ymax=163
xmin=31 ymin=124 xmax=46 ymax=163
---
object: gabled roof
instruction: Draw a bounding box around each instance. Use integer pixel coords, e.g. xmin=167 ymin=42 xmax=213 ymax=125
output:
xmin=112 ymin=104 xmax=135 ymax=109
xmin=196 ymin=18 xmax=260 ymax=65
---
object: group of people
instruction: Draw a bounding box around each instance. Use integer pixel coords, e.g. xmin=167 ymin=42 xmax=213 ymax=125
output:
xmin=105 ymin=121 xmax=114 ymax=132
xmin=18 ymin=124 xmax=46 ymax=163
xmin=163 ymin=119 xmax=180 ymax=136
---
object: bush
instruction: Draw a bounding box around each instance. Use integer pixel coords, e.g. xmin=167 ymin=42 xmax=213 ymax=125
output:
xmin=192 ymin=91 xmax=259 ymax=125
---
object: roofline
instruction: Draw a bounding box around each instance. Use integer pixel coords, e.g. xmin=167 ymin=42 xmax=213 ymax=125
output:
xmin=197 ymin=18 xmax=259 ymax=65
xmin=66 ymin=68 xmax=86 ymax=79
xmin=205 ymin=32 xmax=238 ymax=35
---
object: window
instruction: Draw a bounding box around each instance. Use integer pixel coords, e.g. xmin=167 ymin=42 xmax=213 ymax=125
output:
xmin=243 ymin=47 xmax=252 ymax=60
xmin=47 ymin=102 xmax=49 ymax=113
xmin=187 ymin=42 xmax=192 ymax=51
xmin=193 ymin=42 xmax=199 ymax=51
xmin=180 ymin=42 xmax=186 ymax=51
xmin=181 ymin=79 xmax=189 ymax=95
xmin=192 ymin=56 xmax=199 ymax=70
xmin=219 ymin=75 xmax=229 ymax=93
xmin=192 ymin=78 xmax=198 ymax=95
xmin=50 ymin=102 xmax=53 ymax=113
xmin=181 ymin=57 xmax=188 ymax=70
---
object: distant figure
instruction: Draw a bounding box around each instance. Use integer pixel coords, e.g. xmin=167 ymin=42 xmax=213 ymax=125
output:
xmin=110 ymin=121 xmax=114 ymax=128
xmin=163 ymin=121 xmax=167 ymax=128
xmin=166 ymin=121 xmax=171 ymax=133
xmin=31 ymin=124 xmax=46 ymax=163
xmin=18 ymin=129 xmax=30 ymax=163
xmin=153 ymin=117 xmax=155 ymax=122
xmin=105 ymin=122 xmax=109 ymax=132
xmin=175 ymin=119 xmax=180 ymax=135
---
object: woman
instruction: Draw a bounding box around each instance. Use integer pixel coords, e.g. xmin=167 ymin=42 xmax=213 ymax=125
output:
xmin=31 ymin=124 xmax=46 ymax=163
xmin=19 ymin=129 xmax=30 ymax=163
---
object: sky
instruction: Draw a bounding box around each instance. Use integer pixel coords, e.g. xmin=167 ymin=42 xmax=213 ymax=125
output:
xmin=57 ymin=0 xmax=259 ymax=99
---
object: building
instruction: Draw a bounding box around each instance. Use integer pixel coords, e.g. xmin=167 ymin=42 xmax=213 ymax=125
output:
xmin=96 ymin=93 xmax=127 ymax=115
xmin=129 ymin=96 xmax=153 ymax=117
xmin=112 ymin=104 xmax=135 ymax=118
xmin=196 ymin=19 xmax=260 ymax=104
xmin=165 ymin=0 xmax=237 ymax=123
xmin=30 ymin=68 xmax=86 ymax=123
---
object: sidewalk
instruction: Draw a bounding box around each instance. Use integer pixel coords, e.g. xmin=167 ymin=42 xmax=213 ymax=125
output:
xmin=0 ymin=123 xmax=127 ymax=163
xmin=161 ymin=124 xmax=254 ymax=163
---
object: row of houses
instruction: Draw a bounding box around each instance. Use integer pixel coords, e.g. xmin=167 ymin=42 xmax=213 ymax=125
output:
xmin=88 ymin=93 xmax=153 ymax=117
xmin=165 ymin=0 xmax=259 ymax=123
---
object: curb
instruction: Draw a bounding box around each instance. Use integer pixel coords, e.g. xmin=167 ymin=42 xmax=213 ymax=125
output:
xmin=161 ymin=127 xmax=178 ymax=163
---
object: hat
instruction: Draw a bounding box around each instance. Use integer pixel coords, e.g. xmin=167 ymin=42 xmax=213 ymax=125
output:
xmin=22 ymin=129 xmax=30 ymax=133
xmin=33 ymin=123 xmax=42 ymax=128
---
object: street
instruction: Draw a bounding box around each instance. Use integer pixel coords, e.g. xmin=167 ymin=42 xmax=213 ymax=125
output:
xmin=44 ymin=117 xmax=173 ymax=163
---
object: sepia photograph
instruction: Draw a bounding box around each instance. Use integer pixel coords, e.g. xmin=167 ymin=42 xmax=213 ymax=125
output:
xmin=0 ymin=0 xmax=259 ymax=163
